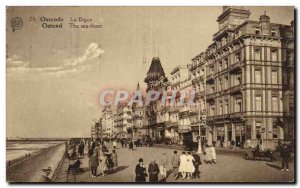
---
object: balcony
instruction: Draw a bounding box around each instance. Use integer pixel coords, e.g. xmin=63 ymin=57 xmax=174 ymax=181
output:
xmin=230 ymin=84 xmax=242 ymax=94
xmin=230 ymin=112 xmax=243 ymax=119
xmin=192 ymin=76 xmax=203 ymax=85
xmin=206 ymin=74 xmax=214 ymax=83
xmin=206 ymin=93 xmax=215 ymax=101
xmin=206 ymin=116 xmax=214 ymax=122
xmin=229 ymin=62 xmax=242 ymax=73
xmin=214 ymin=115 xmax=224 ymax=120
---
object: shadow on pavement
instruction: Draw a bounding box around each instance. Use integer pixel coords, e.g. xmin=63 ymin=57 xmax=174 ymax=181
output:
xmin=266 ymin=163 xmax=281 ymax=170
xmin=106 ymin=165 xmax=129 ymax=175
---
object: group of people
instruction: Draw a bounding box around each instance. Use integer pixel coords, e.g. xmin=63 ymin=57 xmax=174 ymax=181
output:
xmin=88 ymin=141 xmax=119 ymax=178
xmin=120 ymin=139 xmax=135 ymax=150
xmin=135 ymin=150 xmax=204 ymax=182
xmin=203 ymin=144 xmax=217 ymax=164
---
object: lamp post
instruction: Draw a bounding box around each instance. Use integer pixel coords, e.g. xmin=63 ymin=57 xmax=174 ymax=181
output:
xmin=261 ymin=127 xmax=265 ymax=150
xmin=197 ymin=115 xmax=202 ymax=154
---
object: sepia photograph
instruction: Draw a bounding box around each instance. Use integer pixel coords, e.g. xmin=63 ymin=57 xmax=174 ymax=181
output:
xmin=6 ymin=6 xmax=295 ymax=183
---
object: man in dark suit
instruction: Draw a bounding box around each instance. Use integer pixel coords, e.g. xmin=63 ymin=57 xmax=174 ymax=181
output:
xmin=148 ymin=159 xmax=160 ymax=182
xmin=192 ymin=151 xmax=201 ymax=178
xmin=281 ymin=143 xmax=291 ymax=172
xmin=135 ymin=158 xmax=147 ymax=182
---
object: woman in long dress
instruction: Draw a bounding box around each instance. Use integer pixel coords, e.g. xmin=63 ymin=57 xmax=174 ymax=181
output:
xmin=178 ymin=151 xmax=187 ymax=180
xmin=99 ymin=151 xmax=107 ymax=176
xmin=111 ymin=150 xmax=118 ymax=171
xmin=204 ymin=144 xmax=212 ymax=164
xmin=210 ymin=145 xmax=217 ymax=164
xmin=186 ymin=152 xmax=195 ymax=179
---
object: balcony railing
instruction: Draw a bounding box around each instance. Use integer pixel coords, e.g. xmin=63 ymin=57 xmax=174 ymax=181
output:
xmin=206 ymin=74 xmax=214 ymax=82
xmin=192 ymin=76 xmax=204 ymax=85
xmin=229 ymin=61 xmax=242 ymax=73
xmin=230 ymin=112 xmax=243 ymax=119
xmin=230 ymin=84 xmax=242 ymax=94
xmin=206 ymin=93 xmax=215 ymax=101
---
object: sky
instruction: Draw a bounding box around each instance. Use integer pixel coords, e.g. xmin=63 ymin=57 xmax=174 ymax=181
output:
xmin=6 ymin=6 xmax=294 ymax=138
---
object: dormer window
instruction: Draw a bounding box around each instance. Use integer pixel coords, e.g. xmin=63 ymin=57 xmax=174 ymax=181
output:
xmin=271 ymin=29 xmax=276 ymax=37
xmin=255 ymin=28 xmax=260 ymax=35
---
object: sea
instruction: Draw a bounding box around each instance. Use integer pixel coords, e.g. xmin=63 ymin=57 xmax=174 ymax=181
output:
xmin=6 ymin=140 xmax=65 ymax=162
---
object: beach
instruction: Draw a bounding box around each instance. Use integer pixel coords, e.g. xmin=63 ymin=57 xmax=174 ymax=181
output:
xmin=7 ymin=142 xmax=66 ymax=182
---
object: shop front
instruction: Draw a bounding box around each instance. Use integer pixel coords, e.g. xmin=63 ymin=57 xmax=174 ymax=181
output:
xmin=235 ymin=123 xmax=246 ymax=148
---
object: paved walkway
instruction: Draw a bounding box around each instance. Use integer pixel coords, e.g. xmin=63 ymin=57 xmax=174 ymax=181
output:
xmin=7 ymin=143 xmax=65 ymax=182
xmin=54 ymin=143 xmax=294 ymax=183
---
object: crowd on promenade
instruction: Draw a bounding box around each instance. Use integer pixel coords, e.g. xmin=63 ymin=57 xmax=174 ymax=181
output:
xmin=65 ymin=138 xmax=219 ymax=182
xmin=134 ymin=145 xmax=217 ymax=182
xmin=64 ymin=137 xmax=292 ymax=182
xmin=66 ymin=138 xmax=120 ymax=178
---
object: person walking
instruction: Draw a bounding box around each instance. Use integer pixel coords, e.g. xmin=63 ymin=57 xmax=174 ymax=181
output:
xmin=135 ymin=158 xmax=147 ymax=182
xmin=99 ymin=151 xmax=107 ymax=176
xmin=111 ymin=150 xmax=118 ymax=171
xmin=124 ymin=139 xmax=128 ymax=148
xmin=113 ymin=140 xmax=117 ymax=150
xmin=159 ymin=152 xmax=168 ymax=181
xmin=129 ymin=140 xmax=134 ymax=150
xmin=171 ymin=150 xmax=180 ymax=180
xmin=121 ymin=139 xmax=124 ymax=148
xmin=186 ymin=152 xmax=195 ymax=179
xmin=281 ymin=143 xmax=291 ymax=172
xmin=192 ymin=151 xmax=201 ymax=178
xmin=88 ymin=146 xmax=94 ymax=157
xmin=178 ymin=151 xmax=187 ymax=180
xmin=204 ymin=144 xmax=212 ymax=164
xmin=148 ymin=159 xmax=159 ymax=182
xmin=210 ymin=144 xmax=217 ymax=164
xmin=89 ymin=152 xmax=99 ymax=178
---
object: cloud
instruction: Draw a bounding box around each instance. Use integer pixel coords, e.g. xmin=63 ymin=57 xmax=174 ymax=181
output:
xmin=7 ymin=43 xmax=104 ymax=75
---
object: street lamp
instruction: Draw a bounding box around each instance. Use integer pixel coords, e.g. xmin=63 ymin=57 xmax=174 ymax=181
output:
xmin=261 ymin=127 xmax=265 ymax=150
xmin=197 ymin=115 xmax=202 ymax=154
xmin=198 ymin=62 xmax=207 ymax=154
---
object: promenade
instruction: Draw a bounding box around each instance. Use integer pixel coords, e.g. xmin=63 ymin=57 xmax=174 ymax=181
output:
xmin=7 ymin=143 xmax=65 ymax=182
xmin=54 ymin=143 xmax=294 ymax=183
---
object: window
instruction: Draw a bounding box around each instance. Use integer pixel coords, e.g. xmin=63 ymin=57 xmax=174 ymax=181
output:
xmin=271 ymin=49 xmax=278 ymax=61
xmin=272 ymin=96 xmax=278 ymax=111
xmin=210 ymin=86 xmax=215 ymax=93
xmin=271 ymin=70 xmax=278 ymax=84
xmin=255 ymin=69 xmax=262 ymax=83
xmin=224 ymin=100 xmax=229 ymax=114
xmin=209 ymin=66 xmax=214 ymax=74
xmin=235 ymin=73 xmax=241 ymax=85
xmin=210 ymin=105 xmax=215 ymax=116
xmin=271 ymin=29 xmax=276 ymax=37
xmin=218 ymin=61 xmax=222 ymax=71
xmin=287 ymin=51 xmax=293 ymax=62
xmin=255 ymin=96 xmax=262 ymax=111
xmin=255 ymin=28 xmax=260 ymax=35
xmin=219 ymin=78 xmax=222 ymax=91
xmin=219 ymin=101 xmax=223 ymax=115
xmin=224 ymin=58 xmax=228 ymax=69
xmin=254 ymin=48 xmax=261 ymax=61
xmin=235 ymin=98 xmax=242 ymax=112
xmin=235 ymin=52 xmax=241 ymax=62
xmin=272 ymin=121 xmax=278 ymax=138
xmin=224 ymin=76 xmax=229 ymax=89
